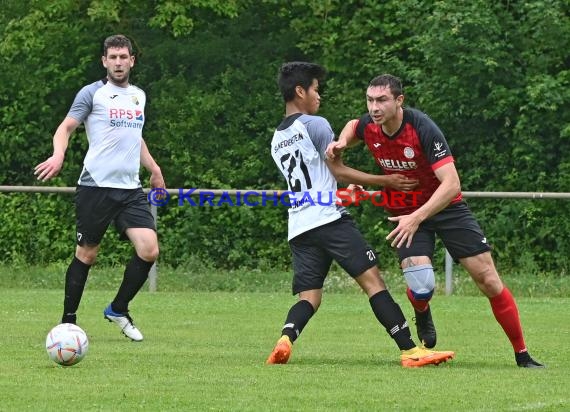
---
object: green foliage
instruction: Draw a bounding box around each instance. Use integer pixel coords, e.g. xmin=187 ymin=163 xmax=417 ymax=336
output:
xmin=0 ymin=1 xmax=92 ymax=184
xmin=0 ymin=0 xmax=569 ymax=274
xmin=0 ymin=192 xmax=139 ymax=266
xmin=467 ymin=198 xmax=570 ymax=275
xmin=0 ymin=193 xmax=73 ymax=264
xmin=157 ymin=201 xmax=290 ymax=269
xmin=148 ymin=0 xmax=245 ymax=37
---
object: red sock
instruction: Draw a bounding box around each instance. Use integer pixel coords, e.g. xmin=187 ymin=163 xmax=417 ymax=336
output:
xmin=489 ymin=287 xmax=527 ymax=353
xmin=406 ymin=287 xmax=429 ymax=312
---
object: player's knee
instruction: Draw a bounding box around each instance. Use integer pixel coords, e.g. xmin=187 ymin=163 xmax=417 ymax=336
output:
xmin=298 ymin=292 xmax=321 ymax=312
xmin=75 ymin=245 xmax=98 ymax=265
xmin=140 ymin=245 xmax=159 ymax=262
xmin=404 ymin=264 xmax=435 ymax=301
xmin=471 ymin=266 xmax=502 ymax=296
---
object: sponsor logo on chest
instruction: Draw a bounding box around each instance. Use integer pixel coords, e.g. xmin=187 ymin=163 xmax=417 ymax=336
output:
xmin=109 ymin=108 xmax=144 ymax=121
xmin=378 ymin=158 xmax=417 ymax=170
xmin=108 ymin=107 xmax=144 ymax=129
xmin=375 ymin=145 xmax=418 ymax=170
xmin=106 ymin=92 xmax=144 ymax=128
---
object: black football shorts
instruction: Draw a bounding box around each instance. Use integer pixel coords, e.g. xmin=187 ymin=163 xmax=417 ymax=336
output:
xmin=289 ymin=215 xmax=378 ymax=295
xmin=395 ymin=201 xmax=492 ymax=262
xmin=75 ymin=186 xmax=156 ymax=246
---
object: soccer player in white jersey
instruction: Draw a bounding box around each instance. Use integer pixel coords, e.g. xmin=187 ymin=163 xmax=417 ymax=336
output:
xmin=34 ymin=34 xmax=165 ymax=342
xmin=266 ymin=62 xmax=455 ymax=367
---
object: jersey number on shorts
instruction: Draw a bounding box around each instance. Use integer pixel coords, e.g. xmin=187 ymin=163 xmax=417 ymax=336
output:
xmin=280 ymin=150 xmax=312 ymax=193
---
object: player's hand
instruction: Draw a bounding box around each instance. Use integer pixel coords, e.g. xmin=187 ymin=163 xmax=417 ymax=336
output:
xmin=384 ymin=174 xmax=419 ymax=191
xmin=347 ymin=184 xmax=364 ymax=192
xmin=325 ymin=141 xmax=346 ymax=160
xmin=149 ymin=170 xmax=165 ymax=191
xmin=346 ymin=184 xmax=364 ymax=203
xmin=34 ymin=154 xmax=64 ymax=181
xmin=386 ymin=214 xmax=422 ymax=248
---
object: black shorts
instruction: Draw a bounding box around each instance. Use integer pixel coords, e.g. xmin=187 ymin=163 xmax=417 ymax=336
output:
xmin=396 ymin=201 xmax=491 ymax=262
xmin=75 ymin=186 xmax=156 ymax=246
xmin=288 ymin=215 xmax=378 ymax=295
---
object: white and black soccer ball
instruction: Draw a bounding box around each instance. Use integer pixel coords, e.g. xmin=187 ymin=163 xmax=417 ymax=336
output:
xmin=45 ymin=323 xmax=89 ymax=366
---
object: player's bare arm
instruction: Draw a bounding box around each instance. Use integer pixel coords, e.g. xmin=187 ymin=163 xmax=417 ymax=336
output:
xmin=346 ymin=174 xmax=419 ymax=193
xmin=325 ymin=119 xmax=360 ymax=159
xmin=140 ymin=139 xmax=165 ymax=189
xmin=325 ymin=155 xmax=378 ymax=186
xmin=387 ymin=162 xmax=461 ymax=248
xmin=325 ymin=155 xmax=417 ymax=191
xmin=34 ymin=116 xmax=80 ymax=181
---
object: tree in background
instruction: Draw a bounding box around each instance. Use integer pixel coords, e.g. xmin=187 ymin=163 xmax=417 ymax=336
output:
xmin=0 ymin=0 xmax=568 ymax=274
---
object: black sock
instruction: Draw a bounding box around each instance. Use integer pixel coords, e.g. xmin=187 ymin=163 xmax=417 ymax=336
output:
xmin=369 ymin=290 xmax=415 ymax=350
xmin=281 ymin=300 xmax=315 ymax=343
xmin=62 ymin=257 xmax=91 ymax=323
xmin=111 ymin=254 xmax=154 ymax=314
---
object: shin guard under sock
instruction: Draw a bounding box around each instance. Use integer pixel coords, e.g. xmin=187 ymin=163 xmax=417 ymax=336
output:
xmin=369 ymin=290 xmax=415 ymax=350
xmin=62 ymin=257 xmax=92 ymax=322
xmin=490 ymin=287 xmax=527 ymax=353
xmin=112 ymin=254 xmax=154 ymax=314
xmin=281 ymin=300 xmax=315 ymax=343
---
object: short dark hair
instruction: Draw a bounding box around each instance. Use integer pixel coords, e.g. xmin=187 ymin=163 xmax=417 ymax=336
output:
xmin=103 ymin=34 xmax=134 ymax=56
xmin=278 ymin=62 xmax=326 ymax=102
xmin=368 ymin=74 xmax=403 ymax=98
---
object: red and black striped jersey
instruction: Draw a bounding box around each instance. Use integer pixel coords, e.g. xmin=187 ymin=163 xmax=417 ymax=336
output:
xmin=355 ymin=108 xmax=462 ymax=215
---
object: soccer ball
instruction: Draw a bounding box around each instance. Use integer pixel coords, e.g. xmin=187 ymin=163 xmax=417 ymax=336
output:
xmin=45 ymin=323 xmax=89 ymax=366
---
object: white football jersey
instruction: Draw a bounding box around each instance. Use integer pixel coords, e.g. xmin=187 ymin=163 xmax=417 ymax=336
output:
xmin=271 ymin=113 xmax=346 ymax=240
xmin=67 ymin=79 xmax=146 ymax=189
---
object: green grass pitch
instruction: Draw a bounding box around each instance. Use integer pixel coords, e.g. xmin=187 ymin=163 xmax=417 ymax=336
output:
xmin=1 ymin=289 xmax=568 ymax=411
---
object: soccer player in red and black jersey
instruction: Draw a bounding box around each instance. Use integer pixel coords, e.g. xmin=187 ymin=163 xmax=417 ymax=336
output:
xmin=325 ymin=74 xmax=543 ymax=368
xmin=266 ymin=63 xmax=456 ymax=368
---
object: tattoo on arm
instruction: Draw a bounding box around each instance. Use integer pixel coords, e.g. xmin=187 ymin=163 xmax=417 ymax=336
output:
xmin=403 ymin=257 xmax=416 ymax=268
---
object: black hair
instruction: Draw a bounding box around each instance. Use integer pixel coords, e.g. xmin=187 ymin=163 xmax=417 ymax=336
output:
xmin=368 ymin=74 xmax=403 ymax=98
xmin=277 ymin=61 xmax=326 ymax=102
xmin=103 ymin=34 xmax=134 ymax=56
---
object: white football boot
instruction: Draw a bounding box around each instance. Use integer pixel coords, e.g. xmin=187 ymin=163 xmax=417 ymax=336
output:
xmin=103 ymin=304 xmax=143 ymax=342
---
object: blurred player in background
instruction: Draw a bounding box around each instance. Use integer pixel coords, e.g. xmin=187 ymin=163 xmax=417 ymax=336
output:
xmin=34 ymin=34 xmax=165 ymax=342
xmin=326 ymin=74 xmax=543 ymax=368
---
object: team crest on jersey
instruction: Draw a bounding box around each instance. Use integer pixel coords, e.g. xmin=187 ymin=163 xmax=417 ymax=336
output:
xmin=131 ymin=96 xmax=139 ymax=105
xmin=403 ymin=146 xmax=415 ymax=159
